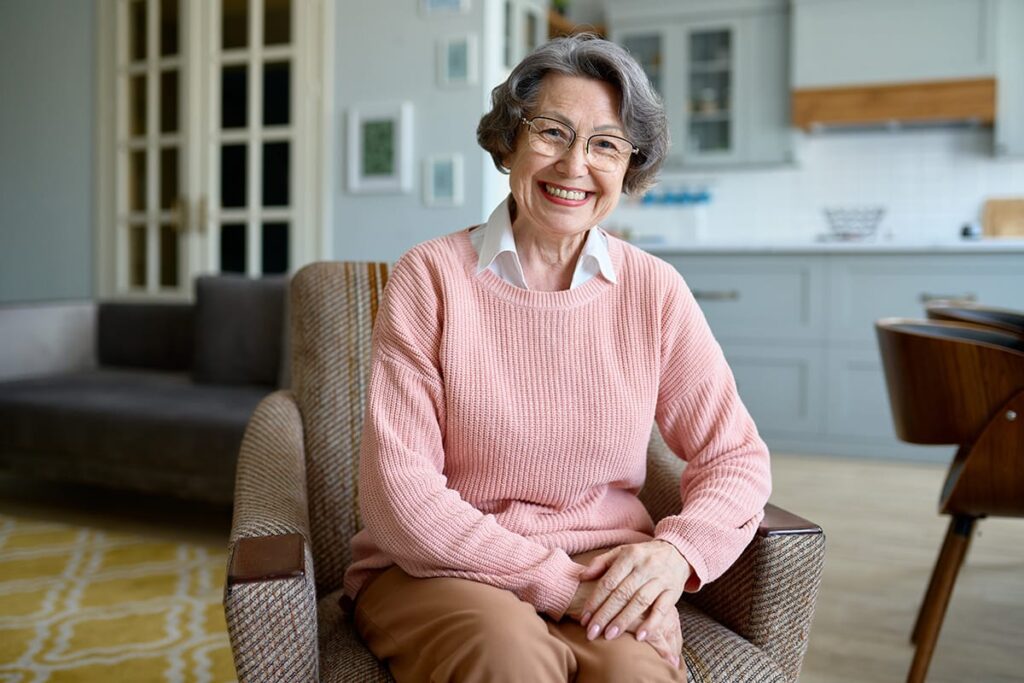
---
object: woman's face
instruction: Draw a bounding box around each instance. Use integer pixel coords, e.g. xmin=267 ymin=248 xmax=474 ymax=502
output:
xmin=504 ymin=73 xmax=630 ymax=241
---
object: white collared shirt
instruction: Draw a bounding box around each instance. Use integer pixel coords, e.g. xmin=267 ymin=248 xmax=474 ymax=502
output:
xmin=469 ymin=196 xmax=618 ymax=290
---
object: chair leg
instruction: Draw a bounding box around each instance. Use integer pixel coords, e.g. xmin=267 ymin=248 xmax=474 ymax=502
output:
xmin=906 ymin=515 xmax=976 ymax=683
xmin=910 ymin=521 xmax=959 ymax=645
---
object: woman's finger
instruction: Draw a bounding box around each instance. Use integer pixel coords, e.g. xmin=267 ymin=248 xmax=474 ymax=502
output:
xmin=603 ymin=579 xmax=661 ymax=640
xmin=578 ymin=548 xmax=620 ymax=581
xmin=635 ymin=591 xmax=675 ymax=641
xmin=585 ymin=565 xmax=638 ymax=638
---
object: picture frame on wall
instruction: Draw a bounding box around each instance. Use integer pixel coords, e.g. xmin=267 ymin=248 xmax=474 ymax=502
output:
xmin=347 ymin=102 xmax=414 ymax=194
xmin=420 ymin=0 xmax=470 ymax=16
xmin=437 ymin=35 xmax=479 ymax=87
xmin=423 ymin=154 xmax=464 ymax=207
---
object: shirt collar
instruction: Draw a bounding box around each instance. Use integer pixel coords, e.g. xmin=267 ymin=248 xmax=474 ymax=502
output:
xmin=472 ymin=195 xmax=617 ymax=288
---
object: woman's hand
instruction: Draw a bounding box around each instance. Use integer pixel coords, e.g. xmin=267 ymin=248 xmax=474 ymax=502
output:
xmin=577 ymin=540 xmax=691 ymax=651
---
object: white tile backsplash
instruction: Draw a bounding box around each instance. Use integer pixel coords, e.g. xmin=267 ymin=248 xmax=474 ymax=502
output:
xmin=610 ymin=127 xmax=1024 ymax=245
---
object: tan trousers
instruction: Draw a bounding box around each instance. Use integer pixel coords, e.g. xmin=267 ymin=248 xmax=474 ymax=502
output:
xmin=353 ymin=548 xmax=687 ymax=683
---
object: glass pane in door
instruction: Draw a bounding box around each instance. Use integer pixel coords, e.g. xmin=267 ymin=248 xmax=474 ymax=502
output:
xmin=622 ymin=34 xmax=662 ymax=94
xmin=263 ymin=62 xmax=290 ymax=126
xmin=160 ymin=224 xmax=179 ymax=286
xmin=160 ymin=0 xmax=179 ymax=56
xmin=264 ymin=0 xmax=290 ymax=45
xmin=221 ymin=66 xmax=248 ymax=128
xmin=220 ymin=223 xmax=246 ymax=272
xmin=223 ymin=0 xmax=248 ymax=49
xmin=262 ymin=142 xmax=289 ymax=206
xmin=262 ymin=223 xmax=288 ymax=274
xmin=130 ymin=0 xmax=147 ymax=62
xmin=687 ymin=29 xmax=733 ymax=155
xmin=130 ymin=225 xmax=147 ymax=287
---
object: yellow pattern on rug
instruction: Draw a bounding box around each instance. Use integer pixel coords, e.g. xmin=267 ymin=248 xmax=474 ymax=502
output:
xmin=0 ymin=513 xmax=236 ymax=682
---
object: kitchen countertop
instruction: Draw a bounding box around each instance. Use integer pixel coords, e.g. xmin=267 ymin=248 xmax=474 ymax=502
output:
xmin=636 ymin=239 xmax=1024 ymax=254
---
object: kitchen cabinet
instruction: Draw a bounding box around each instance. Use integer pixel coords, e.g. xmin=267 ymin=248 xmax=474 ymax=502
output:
xmin=995 ymin=0 xmax=1024 ymax=157
xmin=606 ymin=0 xmax=792 ymax=168
xmin=791 ymin=0 xmax=996 ymax=89
xmin=657 ymin=246 xmax=1024 ymax=461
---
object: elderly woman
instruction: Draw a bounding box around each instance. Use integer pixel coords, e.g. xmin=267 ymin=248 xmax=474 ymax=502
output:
xmin=343 ymin=34 xmax=771 ymax=682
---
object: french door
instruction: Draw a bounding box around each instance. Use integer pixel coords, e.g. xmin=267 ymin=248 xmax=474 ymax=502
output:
xmin=97 ymin=0 xmax=332 ymax=299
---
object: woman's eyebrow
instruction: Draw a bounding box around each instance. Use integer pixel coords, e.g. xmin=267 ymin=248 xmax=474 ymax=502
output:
xmin=538 ymin=111 xmax=624 ymax=134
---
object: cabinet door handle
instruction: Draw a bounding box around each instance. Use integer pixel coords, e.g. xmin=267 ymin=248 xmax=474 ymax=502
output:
xmin=692 ymin=289 xmax=740 ymax=301
xmin=918 ymin=292 xmax=977 ymax=304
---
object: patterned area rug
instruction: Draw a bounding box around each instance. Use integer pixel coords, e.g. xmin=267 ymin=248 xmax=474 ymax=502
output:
xmin=0 ymin=513 xmax=236 ymax=682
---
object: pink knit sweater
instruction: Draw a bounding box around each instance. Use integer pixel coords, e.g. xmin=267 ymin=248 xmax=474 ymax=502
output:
xmin=343 ymin=228 xmax=771 ymax=620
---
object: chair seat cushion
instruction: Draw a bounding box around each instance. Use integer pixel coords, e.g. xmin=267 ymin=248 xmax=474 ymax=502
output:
xmin=0 ymin=369 xmax=270 ymax=502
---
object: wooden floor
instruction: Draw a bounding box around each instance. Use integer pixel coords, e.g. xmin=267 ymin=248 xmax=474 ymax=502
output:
xmin=771 ymin=453 xmax=1024 ymax=683
xmin=1 ymin=454 xmax=1023 ymax=682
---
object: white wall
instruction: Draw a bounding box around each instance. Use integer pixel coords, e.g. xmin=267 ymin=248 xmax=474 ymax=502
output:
xmin=333 ymin=0 xmax=511 ymax=262
xmin=609 ymin=127 xmax=1024 ymax=245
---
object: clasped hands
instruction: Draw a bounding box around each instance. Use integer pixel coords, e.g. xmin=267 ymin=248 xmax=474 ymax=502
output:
xmin=567 ymin=539 xmax=690 ymax=669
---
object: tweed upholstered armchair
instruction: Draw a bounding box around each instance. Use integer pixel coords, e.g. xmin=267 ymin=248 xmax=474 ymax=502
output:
xmin=223 ymin=261 xmax=826 ymax=682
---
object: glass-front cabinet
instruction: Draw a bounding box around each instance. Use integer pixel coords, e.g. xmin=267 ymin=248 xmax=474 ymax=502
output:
xmin=98 ymin=0 xmax=330 ymax=299
xmin=609 ymin=0 xmax=791 ymax=169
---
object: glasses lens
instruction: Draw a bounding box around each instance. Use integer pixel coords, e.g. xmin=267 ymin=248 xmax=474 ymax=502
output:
xmin=588 ymin=135 xmax=633 ymax=170
xmin=527 ymin=118 xmax=573 ymax=156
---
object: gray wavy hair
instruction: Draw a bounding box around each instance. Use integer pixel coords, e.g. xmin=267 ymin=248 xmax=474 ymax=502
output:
xmin=477 ymin=33 xmax=669 ymax=195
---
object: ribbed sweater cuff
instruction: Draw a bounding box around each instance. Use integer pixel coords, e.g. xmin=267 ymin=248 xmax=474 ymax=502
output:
xmin=538 ymin=551 xmax=587 ymax=620
xmin=652 ymin=526 xmax=710 ymax=593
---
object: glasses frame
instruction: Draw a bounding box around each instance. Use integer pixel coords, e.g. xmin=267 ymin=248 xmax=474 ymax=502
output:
xmin=521 ymin=116 xmax=640 ymax=169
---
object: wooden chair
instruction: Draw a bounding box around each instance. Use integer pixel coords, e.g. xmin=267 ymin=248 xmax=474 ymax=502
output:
xmin=875 ymin=318 xmax=1024 ymax=683
xmin=925 ymin=301 xmax=1024 ymax=338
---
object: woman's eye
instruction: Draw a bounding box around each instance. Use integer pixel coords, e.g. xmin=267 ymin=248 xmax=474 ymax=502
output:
xmin=541 ymin=127 xmax=568 ymax=140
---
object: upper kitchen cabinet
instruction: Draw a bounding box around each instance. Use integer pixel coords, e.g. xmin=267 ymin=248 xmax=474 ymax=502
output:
xmin=791 ymin=0 xmax=996 ymax=89
xmin=606 ymin=0 xmax=793 ymax=169
xmin=790 ymin=0 xmax=1024 ymax=156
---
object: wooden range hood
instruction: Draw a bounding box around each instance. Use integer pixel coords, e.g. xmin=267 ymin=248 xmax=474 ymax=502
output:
xmin=791 ymin=77 xmax=996 ymax=131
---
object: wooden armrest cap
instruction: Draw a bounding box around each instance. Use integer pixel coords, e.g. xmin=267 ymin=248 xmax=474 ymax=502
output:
xmin=757 ymin=503 xmax=822 ymax=537
xmin=228 ymin=533 xmax=305 ymax=585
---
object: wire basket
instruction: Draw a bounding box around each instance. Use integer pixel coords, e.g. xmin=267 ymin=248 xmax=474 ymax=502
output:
xmin=823 ymin=206 xmax=886 ymax=241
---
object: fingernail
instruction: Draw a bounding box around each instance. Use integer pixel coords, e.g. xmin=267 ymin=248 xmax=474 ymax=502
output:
xmin=587 ymin=623 xmax=601 ymax=640
xmin=605 ymin=625 xmax=619 ymax=640
xmin=581 ymin=612 xmax=591 ymax=626
xmin=637 ymin=629 xmax=647 ymax=642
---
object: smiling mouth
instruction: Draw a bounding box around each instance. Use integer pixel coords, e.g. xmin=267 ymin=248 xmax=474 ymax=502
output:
xmin=542 ymin=183 xmax=591 ymax=201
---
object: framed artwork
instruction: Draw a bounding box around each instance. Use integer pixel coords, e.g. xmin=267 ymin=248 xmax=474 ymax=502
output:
xmin=423 ymin=154 xmax=464 ymax=207
xmin=420 ymin=0 xmax=470 ymax=16
xmin=437 ymin=35 xmax=478 ymax=87
xmin=347 ymin=102 xmax=414 ymax=194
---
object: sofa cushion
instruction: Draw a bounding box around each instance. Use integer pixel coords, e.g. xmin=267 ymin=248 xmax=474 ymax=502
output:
xmin=0 ymin=369 xmax=269 ymax=502
xmin=97 ymin=303 xmax=194 ymax=371
xmin=193 ymin=275 xmax=287 ymax=387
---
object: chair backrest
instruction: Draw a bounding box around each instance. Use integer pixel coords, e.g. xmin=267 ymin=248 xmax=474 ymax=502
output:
xmin=925 ymin=302 xmax=1024 ymax=338
xmin=289 ymin=261 xmax=390 ymax=596
xmin=875 ymin=318 xmax=1024 ymax=445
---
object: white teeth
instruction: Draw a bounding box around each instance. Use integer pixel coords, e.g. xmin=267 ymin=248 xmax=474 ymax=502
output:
xmin=545 ymin=184 xmax=587 ymax=201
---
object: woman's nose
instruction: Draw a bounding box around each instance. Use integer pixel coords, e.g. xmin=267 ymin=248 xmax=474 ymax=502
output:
xmin=556 ymin=140 xmax=590 ymax=176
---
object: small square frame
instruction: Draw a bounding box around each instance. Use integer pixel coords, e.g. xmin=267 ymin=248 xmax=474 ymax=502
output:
xmin=347 ymin=102 xmax=414 ymax=194
xmin=420 ymin=0 xmax=470 ymax=16
xmin=437 ymin=35 xmax=479 ymax=87
xmin=423 ymin=154 xmax=464 ymax=207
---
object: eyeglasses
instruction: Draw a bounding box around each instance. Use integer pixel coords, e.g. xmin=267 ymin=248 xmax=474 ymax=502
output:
xmin=521 ymin=116 xmax=639 ymax=172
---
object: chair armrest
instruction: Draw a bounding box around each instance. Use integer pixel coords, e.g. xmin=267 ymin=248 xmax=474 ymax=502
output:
xmin=223 ymin=390 xmax=319 ymax=683
xmin=685 ymin=506 xmax=825 ymax=683
xmin=641 ymin=426 xmax=825 ymax=683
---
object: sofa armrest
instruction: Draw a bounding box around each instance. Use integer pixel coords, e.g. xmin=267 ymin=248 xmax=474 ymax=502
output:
xmin=224 ymin=390 xmax=319 ymax=683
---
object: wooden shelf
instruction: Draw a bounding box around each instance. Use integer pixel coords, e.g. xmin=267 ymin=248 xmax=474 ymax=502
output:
xmin=548 ymin=10 xmax=605 ymax=39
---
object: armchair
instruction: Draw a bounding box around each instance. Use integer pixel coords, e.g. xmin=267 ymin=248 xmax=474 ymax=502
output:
xmin=223 ymin=261 xmax=826 ymax=682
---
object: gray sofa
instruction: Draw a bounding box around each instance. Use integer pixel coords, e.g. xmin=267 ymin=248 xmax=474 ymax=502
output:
xmin=0 ymin=275 xmax=287 ymax=504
